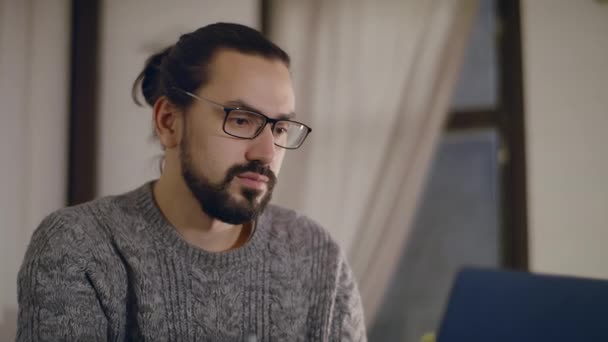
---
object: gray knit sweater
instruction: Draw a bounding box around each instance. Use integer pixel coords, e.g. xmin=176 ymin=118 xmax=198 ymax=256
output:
xmin=17 ymin=183 xmax=366 ymax=341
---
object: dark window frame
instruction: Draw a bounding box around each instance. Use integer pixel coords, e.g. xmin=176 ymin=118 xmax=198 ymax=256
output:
xmin=445 ymin=0 xmax=528 ymax=270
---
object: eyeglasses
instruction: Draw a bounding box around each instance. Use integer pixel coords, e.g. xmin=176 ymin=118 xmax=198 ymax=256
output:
xmin=175 ymin=88 xmax=312 ymax=149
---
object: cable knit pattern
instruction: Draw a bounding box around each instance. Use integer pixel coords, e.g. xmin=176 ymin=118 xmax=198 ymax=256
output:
xmin=17 ymin=182 xmax=366 ymax=341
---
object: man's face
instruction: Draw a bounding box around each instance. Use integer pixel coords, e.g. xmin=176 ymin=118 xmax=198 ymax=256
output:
xmin=179 ymin=50 xmax=294 ymax=224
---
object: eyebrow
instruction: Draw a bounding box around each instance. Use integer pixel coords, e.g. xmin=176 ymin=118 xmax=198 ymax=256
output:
xmin=226 ymin=99 xmax=296 ymax=120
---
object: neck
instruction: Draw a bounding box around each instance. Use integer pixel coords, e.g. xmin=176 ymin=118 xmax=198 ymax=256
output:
xmin=153 ymin=173 xmax=250 ymax=252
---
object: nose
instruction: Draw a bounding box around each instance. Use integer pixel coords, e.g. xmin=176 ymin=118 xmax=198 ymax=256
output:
xmin=245 ymin=124 xmax=276 ymax=165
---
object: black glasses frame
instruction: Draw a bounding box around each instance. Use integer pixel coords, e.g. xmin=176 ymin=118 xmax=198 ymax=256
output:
xmin=175 ymin=88 xmax=312 ymax=149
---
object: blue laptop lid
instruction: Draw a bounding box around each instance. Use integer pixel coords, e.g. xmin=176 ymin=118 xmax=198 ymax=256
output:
xmin=437 ymin=268 xmax=608 ymax=342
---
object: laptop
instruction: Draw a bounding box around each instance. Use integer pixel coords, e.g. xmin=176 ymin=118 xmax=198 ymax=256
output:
xmin=436 ymin=267 xmax=608 ymax=342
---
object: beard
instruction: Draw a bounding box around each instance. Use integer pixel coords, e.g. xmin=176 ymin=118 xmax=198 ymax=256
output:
xmin=179 ymin=138 xmax=277 ymax=225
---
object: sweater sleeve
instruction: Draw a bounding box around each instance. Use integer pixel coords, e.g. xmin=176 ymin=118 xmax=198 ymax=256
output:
xmin=330 ymin=254 xmax=367 ymax=342
xmin=17 ymin=213 xmax=108 ymax=341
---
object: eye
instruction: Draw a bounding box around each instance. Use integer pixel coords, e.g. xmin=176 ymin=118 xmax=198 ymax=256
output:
xmin=227 ymin=114 xmax=256 ymax=127
xmin=232 ymin=117 xmax=251 ymax=126
xmin=274 ymin=127 xmax=287 ymax=135
xmin=274 ymin=122 xmax=290 ymax=135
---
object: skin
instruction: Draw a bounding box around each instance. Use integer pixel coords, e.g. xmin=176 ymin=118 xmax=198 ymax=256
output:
xmin=152 ymin=49 xmax=295 ymax=252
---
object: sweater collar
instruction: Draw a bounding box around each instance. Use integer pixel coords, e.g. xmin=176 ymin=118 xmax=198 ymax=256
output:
xmin=133 ymin=181 xmax=271 ymax=265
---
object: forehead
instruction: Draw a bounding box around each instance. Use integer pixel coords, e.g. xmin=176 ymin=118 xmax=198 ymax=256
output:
xmin=201 ymin=49 xmax=295 ymax=115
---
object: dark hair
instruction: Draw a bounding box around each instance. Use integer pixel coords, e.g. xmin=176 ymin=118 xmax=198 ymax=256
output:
xmin=132 ymin=22 xmax=290 ymax=108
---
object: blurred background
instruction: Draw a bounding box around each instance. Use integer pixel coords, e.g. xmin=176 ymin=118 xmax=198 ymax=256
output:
xmin=1 ymin=0 xmax=607 ymax=340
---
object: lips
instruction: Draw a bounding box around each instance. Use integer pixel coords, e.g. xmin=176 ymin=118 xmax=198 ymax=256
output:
xmin=235 ymin=172 xmax=269 ymax=190
xmin=237 ymin=172 xmax=269 ymax=183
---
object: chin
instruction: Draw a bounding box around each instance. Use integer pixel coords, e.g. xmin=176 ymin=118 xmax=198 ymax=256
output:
xmin=238 ymin=187 xmax=264 ymax=203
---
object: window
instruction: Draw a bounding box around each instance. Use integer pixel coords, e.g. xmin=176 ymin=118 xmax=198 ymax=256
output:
xmin=369 ymin=0 xmax=527 ymax=340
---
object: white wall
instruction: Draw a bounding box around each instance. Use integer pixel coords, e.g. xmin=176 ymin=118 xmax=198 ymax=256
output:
xmin=522 ymin=1 xmax=608 ymax=278
xmin=0 ymin=0 xmax=71 ymax=338
xmin=97 ymin=0 xmax=259 ymax=196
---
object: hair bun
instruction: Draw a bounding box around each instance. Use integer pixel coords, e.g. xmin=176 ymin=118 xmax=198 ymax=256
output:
xmin=132 ymin=46 xmax=171 ymax=107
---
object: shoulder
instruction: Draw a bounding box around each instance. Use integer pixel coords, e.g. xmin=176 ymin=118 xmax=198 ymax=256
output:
xmin=20 ymin=201 xmax=101 ymax=259
xmin=25 ymin=185 xmax=146 ymax=260
xmin=261 ymin=204 xmax=343 ymax=260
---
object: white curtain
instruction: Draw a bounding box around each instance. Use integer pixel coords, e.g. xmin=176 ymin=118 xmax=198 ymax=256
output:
xmin=0 ymin=0 xmax=71 ymax=339
xmin=269 ymin=0 xmax=479 ymax=325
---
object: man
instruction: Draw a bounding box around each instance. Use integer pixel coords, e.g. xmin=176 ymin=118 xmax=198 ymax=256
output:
xmin=17 ymin=23 xmax=366 ymax=341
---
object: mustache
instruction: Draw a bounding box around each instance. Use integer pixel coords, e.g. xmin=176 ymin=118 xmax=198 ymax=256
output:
xmin=224 ymin=161 xmax=277 ymax=186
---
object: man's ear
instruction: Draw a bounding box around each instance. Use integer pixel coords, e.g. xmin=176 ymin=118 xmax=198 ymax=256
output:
xmin=153 ymin=96 xmax=183 ymax=149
